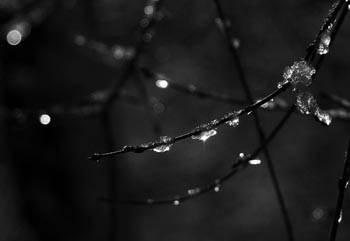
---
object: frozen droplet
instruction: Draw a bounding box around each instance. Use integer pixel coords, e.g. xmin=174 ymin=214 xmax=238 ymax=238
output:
xmin=248 ymin=159 xmax=261 ymax=165
xmin=173 ymin=200 xmax=180 ymax=206
xmin=187 ymin=187 xmax=200 ymax=195
xmin=315 ymin=109 xmax=332 ymax=126
xmin=225 ymin=112 xmax=240 ymax=127
xmin=281 ymin=61 xmax=316 ymax=90
xmin=39 ymin=114 xmax=51 ymax=125
xmin=296 ymin=92 xmax=319 ymax=115
xmin=338 ymin=210 xmax=343 ymax=223
xmin=317 ymin=30 xmax=331 ymax=55
xmin=152 ymin=136 xmax=173 ymax=153
xmin=155 ymin=79 xmax=168 ymax=88
xmin=191 ymin=129 xmax=217 ymax=142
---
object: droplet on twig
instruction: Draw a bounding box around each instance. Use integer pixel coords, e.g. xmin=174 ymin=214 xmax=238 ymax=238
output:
xmin=191 ymin=129 xmax=217 ymax=142
xmin=152 ymin=136 xmax=173 ymax=152
xmin=191 ymin=120 xmax=219 ymax=142
xmin=248 ymin=159 xmax=261 ymax=165
xmin=279 ymin=61 xmax=316 ymax=91
xmin=338 ymin=210 xmax=343 ymax=223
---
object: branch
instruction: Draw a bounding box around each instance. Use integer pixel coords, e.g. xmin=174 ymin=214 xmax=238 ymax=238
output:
xmin=329 ymin=137 xmax=350 ymax=241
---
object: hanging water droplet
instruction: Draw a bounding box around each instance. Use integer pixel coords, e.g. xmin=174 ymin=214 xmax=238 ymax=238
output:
xmin=214 ymin=185 xmax=220 ymax=192
xmin=187 ymin=187 xmax=200 ymax=195
xmin=152 ymin=136 xmax=173 ymax=152
xmin=173 ymin=200 xmax=180 ymax=206
xmin=259 ymin=99 xmax=275 ymax=109
xmin=315 ymin=109 xmax=332 ymax=126
xmin=239 ymin=152 xmax=245 ymax=158
xmin=296 ymin=92 xmax=319 ymax=115
xmin=317 ymin=30 xmax=331 ymax=55
xmin=191 ymin=129 xmax=217 ymax=142
xmin=338 ymin=210 xmax=343 ymax=223
xmin=281 ymin=61 xmax=316 ymax=91
xmin=214 ymin=179 xmax=221 ymax=192
xmin=225 ymin=112 xmax=240 ymax=127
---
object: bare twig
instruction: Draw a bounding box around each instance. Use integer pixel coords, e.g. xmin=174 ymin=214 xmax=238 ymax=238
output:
xmin=329 ymin=138 xmax=350 ymax=241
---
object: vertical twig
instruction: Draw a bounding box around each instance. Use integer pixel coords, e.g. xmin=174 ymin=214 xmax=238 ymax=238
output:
xmin=213 ymin=1 xmax=294 ymax=241
xmin=101 ymin=111 xmax=119 ymax=241
xmin=329 ymin=138 xmax=350 ymax=241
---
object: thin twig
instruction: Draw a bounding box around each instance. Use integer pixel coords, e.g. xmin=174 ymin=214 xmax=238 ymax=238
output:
xmin=329 ymin=138 xmax=350 ymax=241
xmin=213 ymin=0 xmax=294 ymax=240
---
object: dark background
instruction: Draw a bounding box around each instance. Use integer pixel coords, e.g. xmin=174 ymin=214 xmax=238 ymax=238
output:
xmin=0 ymin=0 xmax=350 ymax=241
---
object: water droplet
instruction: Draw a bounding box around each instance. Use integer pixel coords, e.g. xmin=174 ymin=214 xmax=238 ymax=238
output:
xmin=239 ymin=152 xmax=245 ymax=158
xmin=173 ymin=200 xmax=180 ymax=206
xmin=144 ymin=5 xmax=154 ymax=15
xmin=152 ymin=136 xmax=173 ymax=153
xmin=7 ymin=30 xmax=22 ymax=46
xmin=225 ymin=112 xmax=240 ymax=127
xmin=191 ymin=129 xmax=217 ymax=142
xmin=39 ymin=113 xmax=51 ymax=125
xmin=147 ymin=199 xmax=154 ymax=204
xmin=248 ymin=159 xmax=261 ymax=165
xmin=187 ymin=187 xmax=200 ymax=195
xmin=296 ymin=92 xmax=319 ymax=115
xmin=281 ymin=61 xmax=316 ymax=91
xmin=74 ymin=34 xmax=86 ymax=46
xmin=346 ymin=181 xmax=349 ymax=189
xmin=317 ymin=30 xmax=331 ymax=55
xmin=338 ymin=210 xmax=343 ymax=223
xmin=232 ymin=38 xmax=240 ymax=48
xmin=311 ymin=207 xmax=325 ymax=222
xmin=315 ymin=109 xmax=332 ymax=126
xmin=155 ymin=79 xmax=168 ymax=88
